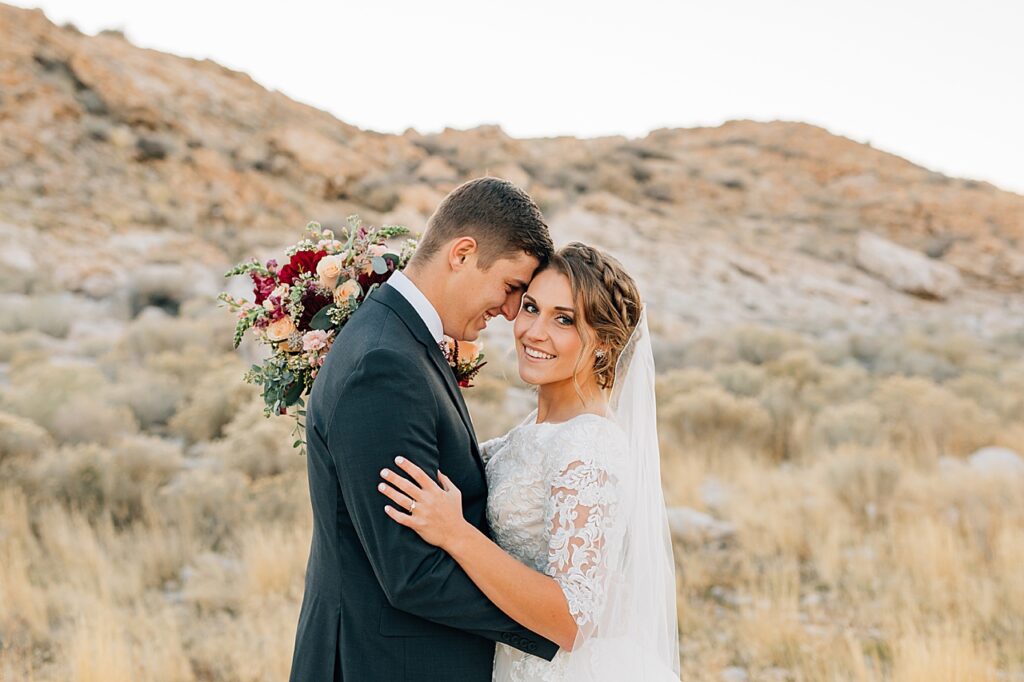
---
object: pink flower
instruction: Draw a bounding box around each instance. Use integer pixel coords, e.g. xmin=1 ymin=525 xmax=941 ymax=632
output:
xmin=302 ymin=330 xmax=329 ymax=352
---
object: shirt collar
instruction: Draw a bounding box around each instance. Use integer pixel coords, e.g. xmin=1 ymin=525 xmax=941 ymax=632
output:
xmin=385 ymin=270 xmax=444 ymax=344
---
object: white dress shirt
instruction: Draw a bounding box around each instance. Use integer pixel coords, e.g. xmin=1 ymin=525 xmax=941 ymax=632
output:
xmin=385 ymin=270 xmax=444 ymax=344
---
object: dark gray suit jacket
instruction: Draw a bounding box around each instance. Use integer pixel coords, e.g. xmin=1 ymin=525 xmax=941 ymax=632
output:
xmin=289 ymin=283 xmax=558 ymax=681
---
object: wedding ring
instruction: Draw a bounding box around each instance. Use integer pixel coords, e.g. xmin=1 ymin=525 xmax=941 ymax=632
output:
xmin=409 ymin=501 xmax=416 ymax=512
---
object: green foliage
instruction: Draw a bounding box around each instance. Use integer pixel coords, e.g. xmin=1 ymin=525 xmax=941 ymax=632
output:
xmin=308 ymin=305 xmax=335 ymax=331
xmin=223 ymin=258 xmax=272 ymax=279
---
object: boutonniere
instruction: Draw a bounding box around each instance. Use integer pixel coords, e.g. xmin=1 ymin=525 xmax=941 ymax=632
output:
xmin=440 ymin=337 xmax=487 ymax=388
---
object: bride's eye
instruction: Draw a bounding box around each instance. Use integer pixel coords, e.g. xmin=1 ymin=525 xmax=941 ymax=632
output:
xmin=556 ymin=315 xmax=574 ymax=326
xmin=523 ymin=302 xmax=538 ymax=314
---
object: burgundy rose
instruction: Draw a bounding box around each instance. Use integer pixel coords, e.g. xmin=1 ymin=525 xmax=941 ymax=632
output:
xmin=297 ymin=286 xmax=333 ymax=331
xmin=279 ymin=250 xmax=327 ymax=285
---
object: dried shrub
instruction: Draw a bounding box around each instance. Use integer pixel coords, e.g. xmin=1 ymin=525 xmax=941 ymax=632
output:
xmin=943 ymin=373 xmax=1019 ymax=422
xmin=657 ymin=368 xmax=716 ymax=399
xmin=661 ymin=385 xmax=774 ymax=457
xmin=810 ymin=401 xmax=883 ymax=451
xmin=112 ymin=307 xmax=234 ymax=365
xmin=157 ymin=467 xmax=248 ymax=549
xmin=203 ymin=398 xmax=303 ymax=481
xmin=0 ymin=294 xmax=76 ymax=338
xmin=873 ymin=376 xmax=1001 ymax=463
xmin=0 ymin=411 xmax=54 ymax=464
xmin=733 ymin=325 xmax=807 ymax=365
xmin=51 ymin=395 xmax=139 ymax=445
xmin=713 ymin=362 xmax=766 ymax=398
xmin=823 ymin=449 xmax=902 ymax=523
xmin=108 ymin=367 xmax=187 ymax=430
xmin=27 ymin=435 xmax=183 ymax=525
xmin=0 ymin=330 xmax=54 ymax=362
xmin=3 ymin=360 xmax=137 ymax=444
xmin=168 ymin=361 xmax=256 ymax=444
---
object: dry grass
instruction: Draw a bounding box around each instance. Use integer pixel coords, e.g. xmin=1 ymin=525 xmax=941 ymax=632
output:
xmin=1 ymin=316 xmax=1023 ymax=681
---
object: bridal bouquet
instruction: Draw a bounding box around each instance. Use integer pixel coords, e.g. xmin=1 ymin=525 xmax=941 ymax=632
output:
xmin=219 ymin=216 xmax=487 ymax=451
xmin=218 ymin=217 xmax=416 ymax=445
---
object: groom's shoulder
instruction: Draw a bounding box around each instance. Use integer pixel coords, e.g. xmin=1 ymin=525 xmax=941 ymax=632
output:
xmin=323 ymin=299 xmax=421 ymax=381
xmin=339 ymin=297 xmax=416 ymax=350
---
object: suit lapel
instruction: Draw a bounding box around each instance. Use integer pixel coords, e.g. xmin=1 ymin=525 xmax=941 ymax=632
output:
xmin=371 ymin=285 xmax=483 ymax=471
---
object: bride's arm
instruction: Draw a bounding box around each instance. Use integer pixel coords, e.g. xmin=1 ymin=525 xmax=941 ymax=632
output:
xmin=442 ymin=511 xmax=579 ymax=650
xmin=378 ymin=456 xmax=609 ymax=651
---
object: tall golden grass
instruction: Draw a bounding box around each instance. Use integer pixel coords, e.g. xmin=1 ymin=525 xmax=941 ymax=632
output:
xmin=2 ymin=311 xmax=1023 ymax=680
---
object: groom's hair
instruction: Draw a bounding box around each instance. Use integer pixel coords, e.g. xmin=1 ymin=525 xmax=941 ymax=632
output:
xmin=413 ymin=177 xmax=553 ymax=269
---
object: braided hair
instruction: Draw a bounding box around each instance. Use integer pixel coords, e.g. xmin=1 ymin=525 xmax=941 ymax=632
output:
xmin=542 ymin=242 xmax=642 ymax=390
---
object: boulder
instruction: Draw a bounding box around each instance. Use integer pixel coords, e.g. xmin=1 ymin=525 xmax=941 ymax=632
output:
xmin=855 ymin=231 xmax=963 ymax=300
xmin=666 ymin=506 xmax=736 ymax=545
xmin=968 ymin=446 xmax=1024 ymax=477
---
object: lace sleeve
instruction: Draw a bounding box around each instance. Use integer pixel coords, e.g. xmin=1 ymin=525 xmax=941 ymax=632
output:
xmin=542 ymin=455 xmax=618 ymax=639
xmin=478 ymin=434 xmax=508 ymax=466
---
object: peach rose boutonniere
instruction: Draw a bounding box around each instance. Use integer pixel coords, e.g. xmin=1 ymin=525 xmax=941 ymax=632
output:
xmin=440 ymin=336 xmax=487 ymax=388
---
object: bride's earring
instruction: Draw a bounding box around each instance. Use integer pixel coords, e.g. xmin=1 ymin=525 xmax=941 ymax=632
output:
xmin=595 ymin=349 xmax=606 ymax=360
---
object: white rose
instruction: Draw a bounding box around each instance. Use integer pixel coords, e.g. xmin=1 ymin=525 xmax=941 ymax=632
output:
xmin=316 ymin=255 xmax=343 ymax=288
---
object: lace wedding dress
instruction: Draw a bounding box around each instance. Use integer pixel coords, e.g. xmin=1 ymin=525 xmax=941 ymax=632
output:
xmin=482 ymin=409 xmax=679 ymax=682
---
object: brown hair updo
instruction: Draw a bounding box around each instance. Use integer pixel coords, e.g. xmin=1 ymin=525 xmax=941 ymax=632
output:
xmin=542 ymin=242 xmax=642 ymax=390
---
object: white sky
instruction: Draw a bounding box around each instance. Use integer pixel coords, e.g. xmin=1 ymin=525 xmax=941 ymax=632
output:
xmin=11 ymin=0 xmax=1024 ymax=194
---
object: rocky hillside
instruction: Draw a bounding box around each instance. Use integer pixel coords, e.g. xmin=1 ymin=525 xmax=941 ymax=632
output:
xmin=2 ymin=2 xmax=1023 ymax=345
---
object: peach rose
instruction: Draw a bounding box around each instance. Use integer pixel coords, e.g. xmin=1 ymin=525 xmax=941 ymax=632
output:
xmin=457 ymin=340 xmax=482 ymax=363
xmin=265 ymin=316 xmax=297 ymax=342
xmin=334 ymin=279 xmax=362 ymax=304
xmin=316 ymin=255 xmax=343 ymax=288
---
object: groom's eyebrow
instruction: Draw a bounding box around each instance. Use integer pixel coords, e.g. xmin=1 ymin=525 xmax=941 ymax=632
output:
xmin=513 ymin=279 xmax=529 ymax=291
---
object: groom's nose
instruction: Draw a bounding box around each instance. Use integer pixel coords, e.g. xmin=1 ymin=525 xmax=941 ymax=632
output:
xmin=499 ymin=292 xmax=522 ymax=320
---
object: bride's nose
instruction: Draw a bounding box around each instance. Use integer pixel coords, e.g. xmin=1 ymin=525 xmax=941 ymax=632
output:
xmin=523 ymin=316 xmax=547 ymax=342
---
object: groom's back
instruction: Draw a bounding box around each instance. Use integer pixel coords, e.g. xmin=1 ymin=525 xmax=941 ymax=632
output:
xmin=289 ymin=288 xmax=498 ymax=682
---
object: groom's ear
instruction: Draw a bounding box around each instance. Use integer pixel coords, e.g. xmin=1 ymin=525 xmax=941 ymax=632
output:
xmin=447 ymin=237 xmax=479 ymax=271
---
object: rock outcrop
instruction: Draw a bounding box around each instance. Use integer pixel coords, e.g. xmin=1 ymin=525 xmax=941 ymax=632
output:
xmin=1 ymin=3 xmax=1022 ymax=343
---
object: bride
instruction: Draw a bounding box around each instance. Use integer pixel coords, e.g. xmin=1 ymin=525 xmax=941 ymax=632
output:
xmin=377 ymin=242 xmax=680 ymax=681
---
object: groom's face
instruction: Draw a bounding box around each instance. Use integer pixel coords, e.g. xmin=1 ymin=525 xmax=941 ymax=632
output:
xmin=448 ymin=250 xmax=539 ymax=341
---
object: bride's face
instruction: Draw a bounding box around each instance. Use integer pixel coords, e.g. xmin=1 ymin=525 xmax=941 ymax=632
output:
xmin=513 ymin=269 xmax=597 ymax=388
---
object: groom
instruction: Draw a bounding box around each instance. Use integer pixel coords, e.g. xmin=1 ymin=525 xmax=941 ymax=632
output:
xmin=289 ymin=177 xmax=559 ymax=681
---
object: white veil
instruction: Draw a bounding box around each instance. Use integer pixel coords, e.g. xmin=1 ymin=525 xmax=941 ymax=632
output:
xmin=562 ymin=307 xmax=681 ymax=680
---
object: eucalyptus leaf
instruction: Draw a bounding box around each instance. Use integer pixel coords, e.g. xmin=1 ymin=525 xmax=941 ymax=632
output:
xmin=309 ymin=304 xmax=337 ymax=330
xmin=372 ymin=256 xmax=388 ymax=275
xmin=283 ymin=380 xmax=304 ymax=406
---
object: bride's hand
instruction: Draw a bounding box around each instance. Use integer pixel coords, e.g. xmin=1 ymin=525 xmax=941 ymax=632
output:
xmin=378 ymin=456 xmax=468 ymax=551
